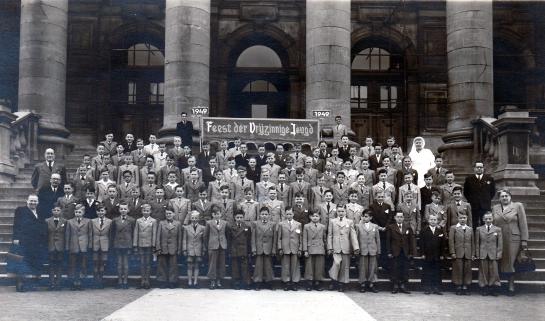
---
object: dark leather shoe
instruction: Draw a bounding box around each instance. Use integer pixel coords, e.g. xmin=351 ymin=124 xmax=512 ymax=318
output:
xmin=369 ymin=286 xmax=379 ymax=293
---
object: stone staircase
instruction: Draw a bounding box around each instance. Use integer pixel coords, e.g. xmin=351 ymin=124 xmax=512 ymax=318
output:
xmin=63 ymin=146 xmax=98 ymax=179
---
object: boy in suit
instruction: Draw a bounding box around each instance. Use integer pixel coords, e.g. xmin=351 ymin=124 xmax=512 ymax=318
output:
xmin=419 ymin=214 xmax=445 ymax=295
xmin=359 ymin=159 xmax=376 ymax=188
xmin=65 ymin=204 xmax=91 ymax=290
xmin=318 ymin=189 xmax=336 ymax=227
xmin=292 ymin=193 xmax=310 ymax=226
xmin=205 ymin=205 xmax=228 ymax=289
xmin=276 ymin=172 xmax=291 ymax=206
xmin=217 ymin=185 xmax=236 ymax=224
xmin=395 ymin=157 xmax=418 ymax=190
xmin=327 ymin=205 xmax=360 ymax=292
xmin=101 ymin=132 xmax=117 ymax=156
xmin=386 ymin=212 xmax=416 ymax=294
xmin=183 ymin=211 xmax=206 ymax=288
xmin=232 ymin=166 xmax=255 ymax=203
xmin=141 ymin=172 xmax=158 ymax=202
xmin=368 ymin=144 xmax=384 ymax=171
xmin=427 ymin=155 xmax=448 ymax=186
xmin=133 ymin=203 xmax=157 ymax=289
xmin=192 ymin=187 xmax=214 ymax=224
xmin=440 ymin=171 xmax=463 ymax=205
xmin=143 ymin=134 xmax=159 ymax=156
xmin=446 ymin=186 xmax=473 ymax=228
xmin=476 ymin=212 xmax=502 ymax=296
xmin=255 ymin=170 xmax=276 ymax=202
xmin=158 ymin=155 xmax=181 ymax=186
xmin=396 ymin=191 xmax=422 ymax=236
xmin=118 ymin=170 xmax=138 ymax=202
xmin=355 ymin=211 xmax=381 ymax=293
xmin=169 ymin=186 xmax=191 ymax=224
xmin=184 ymin=169 xmax=206 ymax=202
xmin=45 ymin=205 xmax=66 ymax=290
xmin=139 ymin=156 xmax=157 ymax=186
xmin=260 ymin=187 xmax=284 ymax=223
xmin=112 ymin=203 xmax=136 ymax=289
xmin=150 ymin=188 xmax=168 ymax=221
xmin=303 ymin=212 xmax=327 ymax=291
xmin=222 ymin=157 xmax=239 ymax=184
xmin=353 ymin=174 xmax=372 ymax=209
xmin=359 ymin=136 xmax=375 ymax=159
xmin=337 ymin=135 xmax=351 ymax=161
xmin=163 ymin=171 xmax=180 ymax=200
xmin=289 ymin=169 xmax=310 ymax=207
xmin=103 ymin=185 xmax=121 ymax=219
xmin=128 ymin=188 xmax=143 ymax=219
xmin=398 ymin=172 xmax=421 ymax=210
xmin=261 ymin=153 xmax=282 ymax=184
xmin=208 ymin=170 xmax=230 ymax=203
xmin=303 ymin=157 xmax=319 ymax=186
xmin=57 ymin=183 xmax=78 ymax=220
xmin=83 ymin=188 xmax=98 ymax=219
xmin=228 ymin=211 xmax=252 ymax=290
xmin=332 ymin=116 xmax=348 ymax=147
xmin=277 ymin=208 xmax=303 ymax=291
xmin=238 ymin=187 xmax=259 ymax=222
xmin=383 ymin=137 xmax=403 ymax=158
xmin=309 ymin=174 xmax=327 ymax=212
xmin=449 ymin=213 xmax=475 ymax=295
xmin=252 ymin=206 xmax=277 ymax=290
xmin=131 ymin=139 xmax=148 ymax=168
xmin=153 ymin=143 xmax=168 ymax=172
xmin=121 ymin=133 xmax=137 ymax=153
xmin=282 ymin=158 xmax=298 ymax=184
xmin=156 ymin=209 xmax=182 ymax=289
xmin=117 ymin=154 xmax=140 ymax=186
xmin=373 ymin=169 xmax=396 ymax=210
xmin=369 ymin=192 xmax=393 ymax=270
xmin=330 ymin=172 xmax=349 ymax=206
xmin=346 ymin=190 xmax=364 ymax=225
xmin=424 ymin=191 xmax=447 ymax=228
xmin=215 ymin=141 xmax=229 ymax=170
xmin=196 ymin=141 xmax=213 ymax=169
xmin=420 ymin=174 xmax=435 ymax=214
xmin=90 ymin=205 xmax=112 ymax=288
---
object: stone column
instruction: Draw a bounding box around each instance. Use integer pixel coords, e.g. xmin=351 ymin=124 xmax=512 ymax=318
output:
xmin=18 ymin=0 xmax=72 ymax=155
xmin=0 ymin=104 xmax=16 ymax=184
xmin=161 ymin=0 xmax=211 ymax=141
xmin=305 ymin=0 xmax=351 ymax=129
xmin=440 ymin=0 xmax=494 ymax=171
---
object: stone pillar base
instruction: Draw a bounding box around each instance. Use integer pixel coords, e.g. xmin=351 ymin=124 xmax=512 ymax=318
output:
xmin=438 ymin=140 xmax=475 ymax=177
xmin=493 ymin=164 xmax=540 ymax=196
xmin=37 ymin=125 xmax=73 ymax=161
xmin=0 ymin=163 xmax=16 ymax=184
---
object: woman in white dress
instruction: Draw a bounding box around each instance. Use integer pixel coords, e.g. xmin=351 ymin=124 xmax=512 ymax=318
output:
xmin=408 ymin=137 xmax=436 ymax=187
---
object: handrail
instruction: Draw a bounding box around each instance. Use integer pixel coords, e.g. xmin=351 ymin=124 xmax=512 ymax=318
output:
xmin=471 ymin=117 xmax=499 ymax=170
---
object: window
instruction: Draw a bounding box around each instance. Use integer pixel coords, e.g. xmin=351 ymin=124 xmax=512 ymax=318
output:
xmin=351 ymin=85 xmax=368 ymax=108
xmin=380 ymin=86 xmax=398 ymax=109
xmin=352 ymin=48 xmax=391 ymax=71
xmin=242 ymin=80 xmax=278 ymax=93
xmin=128 ymin=81 xmax=136 ymax=104
xmin=236 ymin=45 xmax=282 ymax=68
xmin=127 ymin=43 xmax=164 ymax=67
xmin=149 ymin=82 xmax=164 ymax=104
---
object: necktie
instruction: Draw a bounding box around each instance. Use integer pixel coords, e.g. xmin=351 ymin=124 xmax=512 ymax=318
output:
xmin=53 ymin=187 xmax=56 ymax=193
xmin=230 ymin=169 xmax=233 ymax=176
xmin=289 ymin=220 xmax=292 ymax=227
xmin=320 ymin=187 xmax=323 ymax=194
xmin=327 ymin=202 xmax=330 ymax=213
xmin=81 ymin=175 xmax=85 ymax=180
xmin=223 ymin=150 xmax=226 ymax=157
xmin=487 ymin=225 xmax=490 ymax=232
xmin=100 ymin=218 xmax=104 ymax=228
xmin=224 ymin=201 xmax=227 ymax=209
xmin=339 ymin=183 xmax=343 ymax=190
xmin=315 ymin=223 xmax=318 ymax=227
xmin=77 ymin=218 xmax=81 ymax=224
xmin=398 ymin=224 xmax=402 ymax=230
xmin=383 ymin=182 xmax=386 ymax=190
xmin=54 ymin=219 xmax=59 ymax=227
xmin=408 ymin=184 xmax=411 ymax=191
xmin=436 ymin=168 xmax=439 ymax=174
xmin=340 ymin=217 xmax=343 ymax=222
xmin=216 ymin=220 xmax=220 ymax=226
xmin=194 ymin=224 xmax=197 ymax=231
xmin=238 ymin=223 xmax=241 ymax=228
xmin=457 ymin=202 xmax=461 ymax=206
xmin=368 ymin=147 xmax=371 ymax=153
xmin=241 ymin=178 xmax=244 ymax=185
xmin=122 ymin=216 xmax=126 ymax=221
xmin=48 ymin=161 xmax=52 ymax=171
xmin=280 ymin=184 xmax=284 ymax=192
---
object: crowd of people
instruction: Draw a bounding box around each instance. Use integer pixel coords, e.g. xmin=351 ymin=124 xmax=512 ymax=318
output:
xmin=9 ymin=113 xmax=529 ymax=297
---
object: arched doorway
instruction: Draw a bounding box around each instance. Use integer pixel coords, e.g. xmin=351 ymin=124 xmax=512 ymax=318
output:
xmin=350 ymin=39 xmax=406 ymax=145
xmin=110 ymin=37 xmax=164 ymax=139
xmin=228 ymin=38 xmax=289 ymax=119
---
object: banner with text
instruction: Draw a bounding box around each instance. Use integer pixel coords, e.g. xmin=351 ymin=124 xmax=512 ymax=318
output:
xmin=201 ymin=117 xmax=320 ymax=146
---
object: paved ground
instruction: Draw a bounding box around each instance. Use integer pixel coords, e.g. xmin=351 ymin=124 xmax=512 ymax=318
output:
xmin=0 ymin=287 xmax=543 ymax=321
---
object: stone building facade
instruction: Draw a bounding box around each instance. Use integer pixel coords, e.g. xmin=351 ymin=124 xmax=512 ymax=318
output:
xmin=1 ymin=0 xmax=544 ymax=176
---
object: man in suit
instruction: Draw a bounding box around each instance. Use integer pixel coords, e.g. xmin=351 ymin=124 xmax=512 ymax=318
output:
xmin=31 ymin=148 xmax=67 ymax=192
xmin=45 ymin=205 xmax=66 ymax=290
xmin=464 ymin=162 xmax=496 ymax=228
xmin=10 ymin=195 xmax=48 ymax=291
xmin=176 ymin=112 xmax=194 ymax=148
xmin=386 ymin=212 xmax=417 ymax=294
xmin=369 ymin=192 xmax=393 ymax=270
xmin=327 ymin=205 xmax=359 ymax=292
xmin=90 ymin=205 xmax=113 ymax=288
xmin=37 ymin=173 xmax=65 ymax=220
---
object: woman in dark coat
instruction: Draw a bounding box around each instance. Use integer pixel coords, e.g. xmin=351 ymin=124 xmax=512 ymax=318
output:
xmin=492 ymin=189 xmax=529 ymax=295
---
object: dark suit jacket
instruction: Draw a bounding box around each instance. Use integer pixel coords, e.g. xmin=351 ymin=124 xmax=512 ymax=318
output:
xmin=112 ymin=216 xmax=136 ymax=249
xmin=246 ymin=167 xmax=260 ymax=183
xmin=338 ymin=146 xmax=351 ymax=162
xmin=386 ymin=223 xmax=416 ymax=257
xmin=395 ymin=168 xmax=419 ymax=189
xmin=235 ymin=154 xmax=251 ymax=169
xmin=420 ymin=186 xmax=434 ymax=212
xmin=370 ymin=202 xmax=393 ymax=228
xmin=46 ymin=217 xmax=66 ymax=252
xmin=419 ymin=226 xmax=445 ymax=261
xmin=368 ymin=154 xmax=384 ymax=171
xmin=196 ymin=152 xmax=213 ymax=170
xmin=176 ymin=120 xmax=194 ymax=147
xmin=103 ymin=198 xmax=121 ymax=219
xmin=12 ymin=207 xmax=48 ymax=258
xmin=121 ymin=141 xmax=137 ymax=153
xmin=227 ymin=222 xmax=252 ymax=257
xmin=31 ymin=161 xmax=67 ymax=191
xmin=463 ymin=174 xmax=496 ymax=211
xmin=83 ymin=200 xmax=98 ymax=219
xmin=37 ymin=186 xmax=65 ymax=220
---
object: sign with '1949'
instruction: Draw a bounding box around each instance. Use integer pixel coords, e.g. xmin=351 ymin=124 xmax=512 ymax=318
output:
xmin=201 ymin=117 xmax=320 ymax=145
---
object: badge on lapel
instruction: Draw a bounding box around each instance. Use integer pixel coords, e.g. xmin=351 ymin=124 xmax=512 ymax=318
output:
xmin=295 ymin=229 xmax=301 ymax=234
xmin=405 ymin=230 xmax=409 ymax=235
